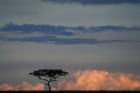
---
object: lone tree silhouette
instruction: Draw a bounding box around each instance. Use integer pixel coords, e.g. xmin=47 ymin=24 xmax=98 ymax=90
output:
xmin=29 ymin=68 xmax=68 ymax=91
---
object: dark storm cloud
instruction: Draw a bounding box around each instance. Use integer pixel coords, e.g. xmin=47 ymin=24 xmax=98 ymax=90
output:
xmin=42 ymin=0 xmax=140 ymax=5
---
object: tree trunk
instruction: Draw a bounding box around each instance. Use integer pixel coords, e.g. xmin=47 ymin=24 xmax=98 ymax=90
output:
xmin=47 ymin=83 xmax=51 ymax=91
xmin=44 ymin=82 xmax=51 ymax=91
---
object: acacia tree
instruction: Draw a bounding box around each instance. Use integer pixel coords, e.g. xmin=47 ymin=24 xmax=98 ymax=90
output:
xmin=29 ymin=69 xmax=68 ymax=91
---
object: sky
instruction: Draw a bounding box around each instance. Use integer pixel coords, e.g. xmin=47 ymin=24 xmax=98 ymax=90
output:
xmin=0 ymin=0 xmax=140 ymax=90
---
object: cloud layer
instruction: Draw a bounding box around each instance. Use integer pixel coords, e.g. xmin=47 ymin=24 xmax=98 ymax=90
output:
xmin=0 ymin=81 xmax=44 ymax=91
xmin=56 ymin=69 xmax=140 ymax=90
xmin=43 ymin=0 xmax=140 ymax=5
xmin=0 ymin=23 xmax=140 ymax=84
xmin=1 ymin=0 xmax=140 ymax=27
xmin=1 ymin=69 xmax=140 ymax=91
xmin=0 ymin=23 xmax=140 ymax=44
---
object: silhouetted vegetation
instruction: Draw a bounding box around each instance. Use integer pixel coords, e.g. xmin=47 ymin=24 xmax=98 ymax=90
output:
xmin=29 ymin=69 xmax=68 ymax=91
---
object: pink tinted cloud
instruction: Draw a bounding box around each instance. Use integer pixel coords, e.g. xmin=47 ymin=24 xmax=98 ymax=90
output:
xmin=0 ymin=81 xmax=45 ymax=91
xmin=1 ymin=69 xmax=140 ymax=91
xmin=56 ymin=69 xmax=140 ymax=90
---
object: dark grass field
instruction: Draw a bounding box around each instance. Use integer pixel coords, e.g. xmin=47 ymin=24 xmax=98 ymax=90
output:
xmin=0 ymin=91 xmax=140 ymax=93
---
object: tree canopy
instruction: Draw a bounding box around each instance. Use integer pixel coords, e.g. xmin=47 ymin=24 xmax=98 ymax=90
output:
xmin=30 ymin=69 xmax=68 ymax=91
